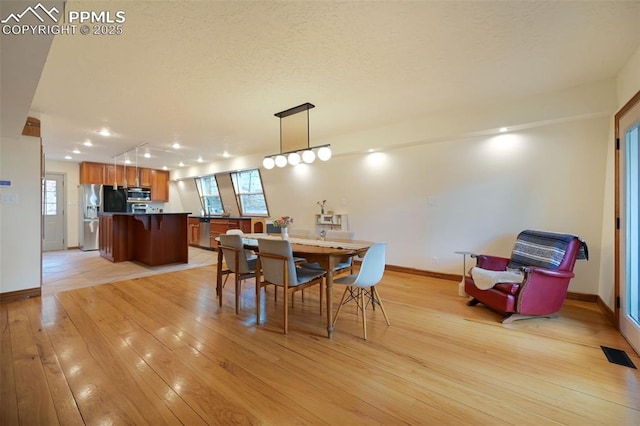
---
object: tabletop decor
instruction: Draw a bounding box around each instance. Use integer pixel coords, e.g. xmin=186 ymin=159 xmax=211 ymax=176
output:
xmin=272 ymin=216 xmax=293 ymax=239
xmin=317 ymin=200 xmax=326 ymax=214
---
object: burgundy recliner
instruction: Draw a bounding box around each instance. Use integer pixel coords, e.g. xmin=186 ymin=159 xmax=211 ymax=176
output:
xmin=465 ymin=230 xmax=588 ymax=323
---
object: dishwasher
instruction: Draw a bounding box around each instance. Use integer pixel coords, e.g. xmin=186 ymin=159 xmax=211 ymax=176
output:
xmin=199 ymin=217 xmax=211 ymax=248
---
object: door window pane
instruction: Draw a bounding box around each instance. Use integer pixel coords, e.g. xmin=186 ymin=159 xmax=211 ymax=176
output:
xmin=42 ymin=179 xmax=57 ymax=216
xmin=626 ymin=124 xmax=639 ymax=324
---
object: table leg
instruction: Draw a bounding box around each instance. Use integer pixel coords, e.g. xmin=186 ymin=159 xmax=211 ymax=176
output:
xmin=216 ymin=248 xmax=223 ymax=307
xmin=326 ymin=268 xmax=334 ymax=338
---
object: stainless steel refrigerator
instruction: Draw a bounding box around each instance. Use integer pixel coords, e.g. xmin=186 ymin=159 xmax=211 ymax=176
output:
xmin=79 ymin=184 xmax=102 ymax=251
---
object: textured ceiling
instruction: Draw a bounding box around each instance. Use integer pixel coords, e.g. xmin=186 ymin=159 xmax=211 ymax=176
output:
xmin=26 ymin=0 xmax=640 ymax=170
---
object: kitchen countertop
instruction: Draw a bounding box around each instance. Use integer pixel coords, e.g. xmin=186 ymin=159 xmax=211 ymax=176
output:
xmin=189 ymin=215 xmax=260 ymax=220
xmin=101 ymin=212 xmax=192 ymax=216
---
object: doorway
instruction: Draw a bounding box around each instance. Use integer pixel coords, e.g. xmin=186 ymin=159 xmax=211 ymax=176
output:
xmin=616 ymin=90 xmax=640 ymax=355
xmin=42 ymin=172 xmax=66 ymax=251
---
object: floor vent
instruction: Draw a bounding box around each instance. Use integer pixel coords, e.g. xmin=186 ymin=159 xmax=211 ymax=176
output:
xmin=601 ymin=346 xmax=637 ymax=369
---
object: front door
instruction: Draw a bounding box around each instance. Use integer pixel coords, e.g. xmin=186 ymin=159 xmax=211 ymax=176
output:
xmin=42 ymin=172 xmax=65 ymax=251
xmin=616 ymin=91 xmax=640 ymax=355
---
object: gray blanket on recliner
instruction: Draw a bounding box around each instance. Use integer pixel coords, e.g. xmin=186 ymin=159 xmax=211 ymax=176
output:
xmin=507 ymin=230 xmax=588 ymax=270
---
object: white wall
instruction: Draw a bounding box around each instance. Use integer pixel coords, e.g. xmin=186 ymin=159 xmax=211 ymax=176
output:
xmin=598 ymin=44 xmax=640 ymax=309
xmin=170 ymin=81 xmax=615 ymax=295
xmin=0 ymin=135 xmax=42 ymax=293
xmin=617 ymin=45 xmax=640 ymax=106
xmin=0 ymin=0 xmax=57 ymax=294
xmin=258 ymin=117 xmax=608 ymax=294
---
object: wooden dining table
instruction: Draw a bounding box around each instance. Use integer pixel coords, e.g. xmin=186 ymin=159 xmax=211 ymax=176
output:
xmin=215 ymin=233 xmax=373 ymax=338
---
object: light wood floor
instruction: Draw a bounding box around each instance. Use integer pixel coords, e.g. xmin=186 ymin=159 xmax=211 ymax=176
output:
xmin=42 ymin=246 xmax=216 ymax=294
xmin=2 ymin=261 xmax=640 ymax=424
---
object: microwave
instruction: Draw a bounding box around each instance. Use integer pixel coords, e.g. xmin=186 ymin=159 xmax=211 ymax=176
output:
xmin=129 ymin=203 xmax=149 ymax=214
xmin=127 ymin=187 xmax=151 ymax=202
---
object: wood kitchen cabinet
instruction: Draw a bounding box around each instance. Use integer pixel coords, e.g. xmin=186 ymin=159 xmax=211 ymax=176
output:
xmin=138 ymin=168 xmax=152 ymax=187
xmin=104 ymin=164 xmax=123 ymax=186
xmin=209 ymin=218 xmax=252 ymax=247
xmin=99 ymin=213 xmax=188 ymax=266
xmin=80 ymin=162 xmax=169 ymax=200
xmin=188 ymin=217 xmax=200 ymax=246
xmin=125 ymin=166 xmax=139 ymax=187
xmin=150 ymin=169 xmax=169 ymax=201
xmin=79 ymin=162 xmax=105 ymax=184
xmin=105 ymin=165 xmax=150 ymax=188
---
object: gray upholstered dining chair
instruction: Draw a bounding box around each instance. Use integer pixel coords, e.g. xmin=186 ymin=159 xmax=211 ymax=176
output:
xmin=325 ymin=230 xmax=355 ymax=240
xmin=218 ymin=234 xmax=258 ymax=314
xmin=287 ymin=228 xmax=313 ymax=238
xmin=221 ymin=229 xmax=256 ymax=288
xmin=332 ymin=243 xmax=390 ymax=340
xmin=255 ymin=239 xmax=325 ymax=334
xmin=301 ymin=230 xmax=355 ymax=276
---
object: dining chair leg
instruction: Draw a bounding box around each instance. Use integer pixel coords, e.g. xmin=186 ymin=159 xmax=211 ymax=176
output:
xmin=372 ymin=286 xmax=391 ymax=326
xmin=370 ymin=286 xmax=376 ymax=311
xmin=256 ymin=280 xmax=261 ymax=326
xmin=319 ymin=279 xmax=323 ymax=315
xmin=332 ymin=286 xmax=350 ymax=326
xmin=283 ymin=286 xmax=289 ymax=334
xmin=235 ymin=275 xmax=240 ymax=314
xmin=360 ymin=288 xmax=367 ymax=340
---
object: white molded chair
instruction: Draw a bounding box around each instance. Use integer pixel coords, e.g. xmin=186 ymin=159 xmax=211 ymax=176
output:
xmin=256 ymin=239 xmax=325 ymax=334
xmin=332 ymin=243 xmax=390 ymax=340
xmin=219 ymin=234 xmax=258 ymax=314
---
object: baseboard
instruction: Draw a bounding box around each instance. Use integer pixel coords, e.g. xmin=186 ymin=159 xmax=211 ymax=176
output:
xmin=385 ymin=264 xmax=460 ymax=281
xmin=596 ymin=296 xmax=616 ymax=326
xmin=566 ymin=292 xmax=598 ymax=302
xmin=383 ymin=263 xmax=602 ymax=304
xmin=0 ymin=287 xmax=41 ymax=304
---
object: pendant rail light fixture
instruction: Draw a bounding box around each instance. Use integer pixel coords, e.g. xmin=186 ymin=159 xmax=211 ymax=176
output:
xmin=112 ymin=142 xmax=149 ymax=189
xmin=113 ymin=155 xmax=118 ymax=190
xmin=263 ymin=102 xmax=331 ymax=169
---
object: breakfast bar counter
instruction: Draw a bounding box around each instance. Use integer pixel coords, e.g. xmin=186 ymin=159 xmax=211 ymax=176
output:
xmin=99 ymin=212 xmax=190 ymax=266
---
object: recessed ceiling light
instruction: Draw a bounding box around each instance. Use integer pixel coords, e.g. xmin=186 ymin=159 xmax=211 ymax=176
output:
xmin=72 ymin=149 xmax=80 ymax=154
xmin=222 ymin=151 xmax=230 ymax=158
xmin=197 ymin=156 xmax=203 ymax=163
xmin=98 ymin=128 xmax=111 ymax=136
xmin=64 ymin=155 xmax=72 ymax=160
xmin=124 ymin=159 xmax=131 ymax=164
xmin=499 ymin=127 xmax=508 ymax=133
xmin=162 ymin=166 xmax=168 ymax=170
xmin=144 ymin=152 xmax=151 ymax=158
xmin=179 ymin=161 xmax=184 ymax=167
xmin=83 ymin=140 xmax=93 ymax=147
xmin=172 ymin=142 xmax=181 ymax=150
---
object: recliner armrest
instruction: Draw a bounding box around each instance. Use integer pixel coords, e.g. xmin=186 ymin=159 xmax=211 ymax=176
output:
xmin=522 ymin=267 xmax=575 ymax=279
xmin=474 ymin=255 xmax=510 ymax=271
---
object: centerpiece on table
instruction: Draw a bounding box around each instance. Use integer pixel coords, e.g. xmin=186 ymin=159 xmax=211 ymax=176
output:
xmin=317 ymin=200 xmax=326 ymax=214
xmin=272 ymin=216 xmax=293 ymax=239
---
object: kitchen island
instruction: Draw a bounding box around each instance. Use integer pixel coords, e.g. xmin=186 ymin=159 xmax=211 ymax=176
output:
xmin=99 ymin=212 xmax=190 ymax=266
